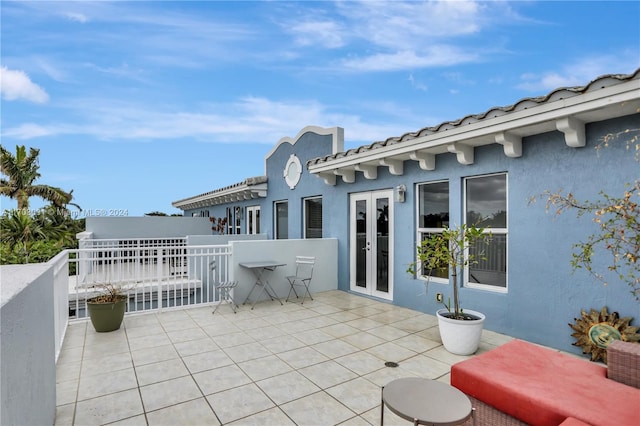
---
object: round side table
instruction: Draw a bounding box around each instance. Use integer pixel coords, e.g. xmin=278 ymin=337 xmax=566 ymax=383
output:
xmin=381 ymin=377 xmax=473 ymax=426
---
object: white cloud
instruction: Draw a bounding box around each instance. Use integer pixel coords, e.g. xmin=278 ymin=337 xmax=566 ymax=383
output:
xmin=289 ymin=20 xmax=345 ymax=48
xmin=342 ymin=46 xmax=478 ymax=72
xmin=516 ymin=55 xmax=640 ymax=92
xmin=1 ymin=123 xmax=53 ymax=139
xmin=64 ymin=12 xmax=88 ymax=23
xmin=0 ymin=96 xmax=413 ymax=145
xmin=0 ymin=67 xmax=49 ymax=103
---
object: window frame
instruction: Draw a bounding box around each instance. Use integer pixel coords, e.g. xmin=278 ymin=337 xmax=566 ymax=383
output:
xmin=463 ymin=172 xmax=508 ymax=293
xmin=303 ymin=196 xmax=323 ymax=239
xmin=415 ymin=180 xmax=450 ymax=284
xmin=274 ymin=200 xmax=288 ymax=240
xmin=246 ymin=205 xmax=260 ymax=235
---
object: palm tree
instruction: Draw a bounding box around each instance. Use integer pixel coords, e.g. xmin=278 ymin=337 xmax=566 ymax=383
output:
xmin=0 ymin=209 xmax=62 ymax=263
xmin=0 ymin=145 xmax=74 ymax=210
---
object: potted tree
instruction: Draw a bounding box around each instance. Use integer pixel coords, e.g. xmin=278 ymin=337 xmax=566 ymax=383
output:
xmin=86 ymin=283 xmax=128 ymax=332
xmin=408 ymin=224 xmax=490 ymax=355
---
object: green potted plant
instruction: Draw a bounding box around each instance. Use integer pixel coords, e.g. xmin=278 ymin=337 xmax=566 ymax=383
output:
xmin=408 ymin=223 xmax=490 ymax=355
xmin=86 ymin=282 xmax=128 ymax=332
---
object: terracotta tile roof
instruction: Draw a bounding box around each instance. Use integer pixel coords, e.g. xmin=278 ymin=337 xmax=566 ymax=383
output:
xmin=307 ymin=69 xmax=640 ymax=166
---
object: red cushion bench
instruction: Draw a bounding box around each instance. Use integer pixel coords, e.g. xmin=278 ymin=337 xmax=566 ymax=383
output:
xmin=450 ymin=339 xmax=640 ymax=426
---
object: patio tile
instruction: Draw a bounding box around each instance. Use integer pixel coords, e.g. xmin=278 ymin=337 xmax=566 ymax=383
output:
xmin=301 ymin=315 xmax=339 ymax=329
xmin=228 ymin=406 xmax=295 ymax=425
xmin=345 ymin=317 xmax=385 ymax=331
xmin=389 ymin=315 xmax=436 ymax=333
xmin=277 ymin=346 xmax=329 ymax=369
xmin=82 ymin=341 xmax=130 ymax=360
xmin=161 ymin=317 xmax=199 ymax=332
xmin=54 ymin=403 xmax=74 ymax=426
xmin=77 ymin=368 xmax=138 ymax=401
xmin=327 ymin=311 xmax=362 ymax=323
xmin=259 ymin=334 xmax=306 ymax=354
xmin=125 ymin=322 xmax=166 ymax=338
xmin=80 ymin=352 xmax=133 ymax=377
xmin=293 ymin=328 xmax=334 ymax=345
xmin=139 ymin=376 xmax=203 ymax=412
xmin=56 ymin=360 xmax=81 ymax=383
xmin=215 ymin=331 xmax=255 ymax=348
xmin=312 ymin=339 xmax=360 ymax=359
xmin=321 ymin=323 xmax=360 ymax=338
xmin=127 ymin=333 xmax=172 ymax=352
xmin=423 ymin=345 xmax=472 ymax=365
xmin=107 ymin=414 xmax=148 ymax=425
xmin=202 ymin=321 xmax=242 ymax=337
xmin=237 ymin=354 xmax=294 ymax=382
xmin=280 ymin=391 xmax=355 ymax=426
xmin=206 ymin=383 xmax=275 ymax=424
xmin=334 ymin=351 xmax=387 ymax=376
xmin=326 ymin=377 xmax=381 ymax=414
xmin=135 ymin=358 xmax=189 ymax=386
xmin=233 ymin=317 xmax=272 ymax=331
xmin=223 ymin=341 xmax=272 ymax=363
xmin=341 ymin=331 xmax=387 ymax=350
xmin=56 ymin=378 xmax=78 ymax=406
xmin=395 ymin=354 xmax=451 ymax=379
xmin=338 ymin=414 xmax=372 ymax=425
xmin=365 ymin=342 xmax=417 ymax=363
xmin=182 ymin=349 xmax=234 ymax=374
xmin=193 ymin=364 xmax=252 ymax=395
xmin=146 ymin=398 xmax=219 ymax=425
xmin=173 ymin=336 xmax=220 ymax=357
xmin=124 ymin=313 xmax=161 ymax=329
xmin=75 ymin=388 xmax=143 ymax=425
xmin=131 ymin=344 xmax=179 ymax=367
xmin=257 ymin=371 xmax=321 ymax=405
xmin=57 ymin=345 xmax=84 ymax=365
xmin=299 ymin=360 xmax=358 ymax=389
xmin=308 ymin=303 xmax=344 ymax=315
xmin=362 ymin=365 xmax=419 ymax=387
xmin=393 ymin=333 xmax=441 ymax=353
xmin=366 ymin=325 xmax=409 ymax=341
xmin=245 ymin=325 xmax=288 ymax=341
xmin=348 ymin=306 xmax=387 ymax=317
xmin=166 ymin=326 xmax=208 ymax=343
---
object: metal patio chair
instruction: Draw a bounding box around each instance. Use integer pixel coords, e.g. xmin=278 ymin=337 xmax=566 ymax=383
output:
xmin=210 ymin=260 xmax=238 ymax=314
xmin=285 ymin=256 xmax=315 ymax=304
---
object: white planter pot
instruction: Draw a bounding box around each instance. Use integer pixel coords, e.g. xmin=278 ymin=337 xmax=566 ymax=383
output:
xmin=436 ymin=308 xmax=486 ymax=355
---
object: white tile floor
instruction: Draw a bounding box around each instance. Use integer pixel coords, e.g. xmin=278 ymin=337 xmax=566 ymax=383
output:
xmin=55 ymin=290 xmax=513 ymax=425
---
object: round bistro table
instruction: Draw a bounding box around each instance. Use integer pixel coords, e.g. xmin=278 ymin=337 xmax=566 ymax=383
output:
xmin=381 ymin=377 xmax=473 ymax=426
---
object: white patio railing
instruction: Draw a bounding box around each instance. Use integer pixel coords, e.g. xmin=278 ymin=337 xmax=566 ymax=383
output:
xmin=65 ymin=240 xmax=232 ymax=320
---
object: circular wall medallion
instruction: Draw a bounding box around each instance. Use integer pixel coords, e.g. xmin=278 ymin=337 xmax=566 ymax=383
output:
xmin=569 ymin=306 xmax=639 ymax=364
xmin=284 ymin=154 xmax=302 ymax=189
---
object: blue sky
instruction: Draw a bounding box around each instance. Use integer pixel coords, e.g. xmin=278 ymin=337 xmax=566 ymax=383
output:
xmin=1 ymin=1 xmax=639 ymax=216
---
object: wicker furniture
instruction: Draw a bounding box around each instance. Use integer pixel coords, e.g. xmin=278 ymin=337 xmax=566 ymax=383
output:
xmin=452 ymin=339 xmax=640 ymax=426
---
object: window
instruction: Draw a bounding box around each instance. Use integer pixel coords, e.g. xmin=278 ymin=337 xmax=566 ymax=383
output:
xmin=226 ymin=206 xmax=242 ymax=235
xmin=464 ymin=173 xmax=507 ymax=289
xmin=304 ymin=197 xmax=323 ymax=239
xmin=246 ymin=206 xmax=260 ymax=235
xmin=416 ymin=181 xmax=449 ymax=281
xmin=275 ymin=201 xmax=288 ymax=239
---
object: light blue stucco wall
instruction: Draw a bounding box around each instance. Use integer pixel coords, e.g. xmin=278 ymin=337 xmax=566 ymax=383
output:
xmin=185 ymin=116 xmax=639 ymax=354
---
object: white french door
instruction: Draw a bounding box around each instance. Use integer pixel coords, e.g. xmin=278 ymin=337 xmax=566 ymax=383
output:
xmin=349 ymin=190 xmax=393 ymax=301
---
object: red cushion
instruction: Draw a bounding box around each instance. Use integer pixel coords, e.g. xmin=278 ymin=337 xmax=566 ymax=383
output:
xmin=559 ymin=417 xmax=592 ymax=426
xmin=451 ymin=339 xmax=640 ymax=426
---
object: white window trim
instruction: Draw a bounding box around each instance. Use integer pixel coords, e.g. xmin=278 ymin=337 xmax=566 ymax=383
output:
xmin=274 ymin=200 xmax=288 ymax=240
xmin=415 ymin=180 xmax=449 ymax=285
xmin=463 ymin=173 xmax=508 ymax=293
xmin=303 ymin=196 xmax=323 ymax=239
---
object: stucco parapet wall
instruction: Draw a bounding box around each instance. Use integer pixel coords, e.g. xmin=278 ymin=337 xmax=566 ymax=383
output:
xmin=1 ymin=264 xmax=52 ymax=306
xmin=307 ymin=69 xmax=640 ymax=183
xmin=172 ymin=176 xmax=268 ymax=210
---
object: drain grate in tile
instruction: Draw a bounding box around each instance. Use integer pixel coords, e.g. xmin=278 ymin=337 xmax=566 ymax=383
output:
xmin=385 ymin=361 xmax=399 ymax=367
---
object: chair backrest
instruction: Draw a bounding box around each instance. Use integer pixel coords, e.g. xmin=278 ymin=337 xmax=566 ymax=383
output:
xmin=295 ymin=256 xmax=315 ymax=279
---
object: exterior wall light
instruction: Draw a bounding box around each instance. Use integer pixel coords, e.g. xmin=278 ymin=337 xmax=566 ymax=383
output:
xmin=395 ymin=184 xmax=407 ymax=203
